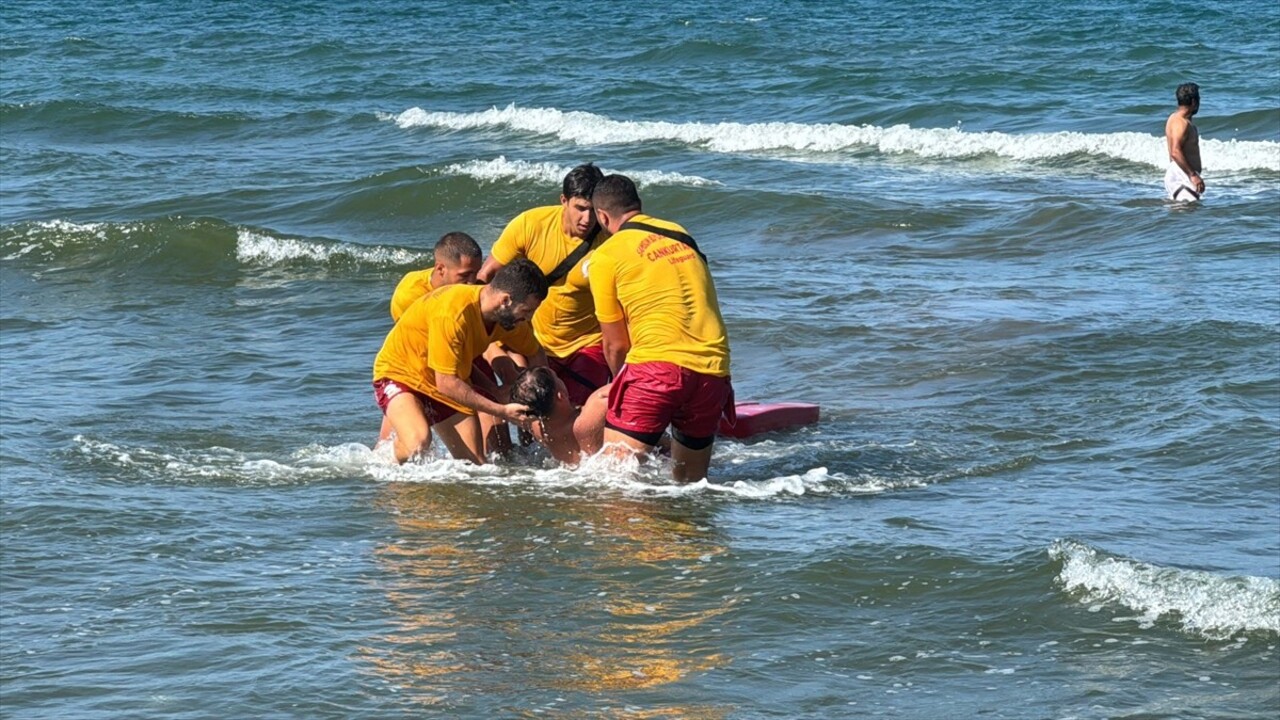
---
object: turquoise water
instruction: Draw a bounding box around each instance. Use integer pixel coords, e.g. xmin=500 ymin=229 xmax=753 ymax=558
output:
xmin=2 ymin=1 xmax=1278 ymax=717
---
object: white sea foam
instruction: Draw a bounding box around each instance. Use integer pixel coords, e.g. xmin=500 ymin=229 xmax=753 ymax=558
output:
xmin=3 ymin=220 xmax=116 ymax=260
xmin=72 ymin=433 xmax=897 ymax=500
xmin=1050 ymin=539 xmax=1280 ymax=641
xmin=440 ymin=156 xmax=719 ymax=187
xmin=234 ymin=229 xmax=427 ymax=266
xmin=71 ymin=435 xmax=355 ymax=486
xmin=388 ymin=105 xmax=1280 ymax=172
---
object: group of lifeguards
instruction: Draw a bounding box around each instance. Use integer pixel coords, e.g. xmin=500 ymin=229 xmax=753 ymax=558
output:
xmin=371 ymin=165 xmax=734 ymax=482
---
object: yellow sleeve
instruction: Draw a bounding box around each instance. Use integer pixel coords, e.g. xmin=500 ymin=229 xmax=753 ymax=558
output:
xmin=588 ymin=252 xmax=624 ymax=324
xmin=497 ymin=321 xmax=541 ymax=358
xmin=490 ymin=213 xmax=529 ymax=266
xmin=427 ymin=309 xmax=468 ymax=377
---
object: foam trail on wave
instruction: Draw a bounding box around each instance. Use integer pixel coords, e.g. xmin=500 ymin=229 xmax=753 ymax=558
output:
xmin=442 ymin=156 xmax=719 ymax=187
xmin=4 ymin=221 xmax=95 ymax=260
xmin=389 ymin=105 xmax=1280 ymax=172
xmin=235 ymin=229 xmax=427 ymax=266
xmin=1050 ymin=539 xmax=1280 ymax=641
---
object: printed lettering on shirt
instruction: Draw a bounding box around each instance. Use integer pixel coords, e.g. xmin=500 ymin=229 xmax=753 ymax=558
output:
xmin=635 ymin=234 xmax=658 ymax=256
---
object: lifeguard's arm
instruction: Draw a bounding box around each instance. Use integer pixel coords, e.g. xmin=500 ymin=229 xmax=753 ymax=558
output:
xmin=468 ymin=364 xmax=508 ymax=403
xmin=478 ymin=213 xmax=528 ymax=283
xmin=476 ymin=256 xmax=505 ymax=284
xmin=1166 ymin=116 xmax=1203 ymax=190
xmin=600 ymin=320 xmax=630 ymax=376
xmin=586 ymin=250 xmax=627 ymax=374
xmin=436 ymin=372 xmax=532 ymax=425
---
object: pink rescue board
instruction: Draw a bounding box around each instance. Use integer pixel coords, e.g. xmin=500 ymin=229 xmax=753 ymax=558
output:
xmin=718 ymin=402 xmax=820 ymax=439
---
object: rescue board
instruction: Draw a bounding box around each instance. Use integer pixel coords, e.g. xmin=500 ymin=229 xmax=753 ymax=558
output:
xmin=719 ymin=402 xmax=820 ymax=439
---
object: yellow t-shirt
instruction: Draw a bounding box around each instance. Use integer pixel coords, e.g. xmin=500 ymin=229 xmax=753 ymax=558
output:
xmin=491 ymin=205 xmax=603 ymax=358
xmin=389 ymin=269 xmax=434 ymax=322
xmin=373 ymin=284 xmax=540 ymax=414
xmin=587 ymin=214 xmax=730 ymax=376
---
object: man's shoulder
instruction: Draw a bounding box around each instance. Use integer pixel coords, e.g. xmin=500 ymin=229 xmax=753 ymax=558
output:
xmin=627 ymin=213 xmax=688 ymax=234
xmin=430 ymin=283 xmax=483 ymax=311
xmin=514 ymin=205 xmax=562 ymax=226
xmin=398 ymin=268 xmax=432 ymax=289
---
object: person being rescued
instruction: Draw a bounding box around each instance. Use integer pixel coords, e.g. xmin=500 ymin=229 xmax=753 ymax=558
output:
xmin=506 ymin=366 xmax=614 ymax=466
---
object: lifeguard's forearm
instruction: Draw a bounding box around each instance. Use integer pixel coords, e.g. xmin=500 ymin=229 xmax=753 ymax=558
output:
xmin=437 ymin=373 xmax=505 ymax=418
xmin=476 ymin=256 xmax=504 ymax=284
xmin=599 ymin=320 xmax=630 ymax=375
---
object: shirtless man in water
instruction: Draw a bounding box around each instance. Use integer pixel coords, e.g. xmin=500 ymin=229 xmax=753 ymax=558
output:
xmin=507 ymin=367 xmax=608 ymax=465
xmin=1165 ymin=82 xmax=1204 ymax=202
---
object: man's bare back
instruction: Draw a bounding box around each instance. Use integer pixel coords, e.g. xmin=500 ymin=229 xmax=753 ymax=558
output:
xmin=1166 ymin=112 xmax=1202 ymax=173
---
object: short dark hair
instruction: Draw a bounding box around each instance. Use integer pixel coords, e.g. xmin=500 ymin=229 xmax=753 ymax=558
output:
xmin=489 ymin=258 xmax=548 ymax=303
xmin=1176 ymin=83 xmax=1200 ymax=107
xmin=590 ymin=174 xmax=642 ymax=216
xmin=434 ymin=231 xmax=481 ymax=264
xmin=509 ymin=367 xmax=557 ymax=418
xmin=562 ymin=162 xmax=604 ymax=200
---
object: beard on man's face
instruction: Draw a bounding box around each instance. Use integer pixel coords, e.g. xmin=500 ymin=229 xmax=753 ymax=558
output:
xmin=494 ymin=304 xmax=520 ymax=330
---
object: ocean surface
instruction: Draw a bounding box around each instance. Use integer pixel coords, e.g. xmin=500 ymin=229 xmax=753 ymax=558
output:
xmin=2 ymin=1 xmax=1279 ymax=717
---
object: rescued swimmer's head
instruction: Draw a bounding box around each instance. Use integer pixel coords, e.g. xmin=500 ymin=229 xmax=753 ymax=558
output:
xmin=509 ymin=367 xmax=558 ymax=419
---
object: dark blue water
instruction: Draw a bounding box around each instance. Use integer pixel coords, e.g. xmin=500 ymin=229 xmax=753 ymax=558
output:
xmin=2 ymin=1 xmax=1278 ymax=717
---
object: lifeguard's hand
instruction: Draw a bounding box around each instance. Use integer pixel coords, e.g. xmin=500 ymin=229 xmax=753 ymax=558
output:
xmin=501 ymin=403 xmax=535 ymax=427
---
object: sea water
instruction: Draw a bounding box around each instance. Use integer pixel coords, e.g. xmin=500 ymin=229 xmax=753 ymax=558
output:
xmin=2 ymin=1 xmax=1278 ymax=717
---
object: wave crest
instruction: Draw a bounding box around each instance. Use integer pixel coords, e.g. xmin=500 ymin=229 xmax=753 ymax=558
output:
xmin=388 ymin=104 xmax=1280 ymax=172
xmin=1050 ymin=539 xmax=1280 ymax=641
xmin=441 ymin=156 xmax=718 ymax=188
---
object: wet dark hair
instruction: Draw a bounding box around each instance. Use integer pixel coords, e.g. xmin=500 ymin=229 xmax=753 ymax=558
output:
xmin=590 ymin=174 xmax=642 ymax=216
xmin=562 ymin=162 xmax=604 ymax=200
xmin=1176 ymin=82 xmax=1200 ymax=107
xmin=509 ymin=366 xmax=557 ymax=418
xmin=489 ymin=257 xmax=548 ymax=303
xmin=434 ymin=231 xmax=481 ymax=264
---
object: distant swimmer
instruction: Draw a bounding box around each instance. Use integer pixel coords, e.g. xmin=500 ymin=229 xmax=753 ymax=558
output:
xmin=372 ymin=259 xmax=548 ymax=465
xmin=587 ymin=174 xmax=734 ymax=483
xmin=1165 ymin=82 xmax=1204 ymax=202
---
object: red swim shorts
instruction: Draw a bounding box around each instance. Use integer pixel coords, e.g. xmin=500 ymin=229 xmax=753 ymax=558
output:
xmin=548 ymin=343 xmax=612 ymax=407
xmin=372 ymin=378 xmax=459 ymax=423
xmin=605 ymin=361 xmax=733 ymax=447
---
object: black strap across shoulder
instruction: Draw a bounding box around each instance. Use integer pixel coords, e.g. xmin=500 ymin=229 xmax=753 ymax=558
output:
xmin=619 ymin=220 xmax=707 ymax=262
xmin=544 ymin=225 xmax=600 ymax=285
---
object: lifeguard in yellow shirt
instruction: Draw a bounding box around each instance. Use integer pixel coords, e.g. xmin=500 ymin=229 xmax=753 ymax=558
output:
xmin=477 ymin=163 xmax=612 ymax=408
xmin=388 ymin=232 xmax=482 ymax=322
xmin=380 ymin=232 xmax=506 ymax=449
xmin=586 ymin=174 xmax=734 ymax=482
xmin=372 ymin=259 xmax=549 ymax=465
